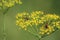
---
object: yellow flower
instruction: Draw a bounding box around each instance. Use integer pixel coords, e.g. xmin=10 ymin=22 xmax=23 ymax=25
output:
xmin=39 ymin=20 xmax=44 ymax=24
xmin=39 ymin=25 xmax=55 ymax=35
xmin=56 ymin=21 xmax=60 ymax=29
xmin=16 ymin=11 xmax=60 ymax=37
xmin=39 ymin=32 xmax=45 ymax=35
xmin=35 ymin=11 xmax=44 ymax=14
xmin=41 ymin=14 xmax=57 ymax=20
xmin=16 ymin=12 xmax=31 ymax=30
xmin=52 ymin=21 xmax=60 ymax=29
xmin=0 ymin=0 xmax=22 ymax=8
xmin=15 ymin=0 xmax=22 ymax=4
xmin=16 ymin=20 xmax=19 ymax=25
xmin=30 ymin=11 xmax=44 ymax=20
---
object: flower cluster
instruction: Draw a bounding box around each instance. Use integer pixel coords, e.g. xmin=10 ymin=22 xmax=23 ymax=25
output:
xmin=16 ymin=11 xmax=44 ymax=30
xmin=16 ymin=11 xmax=60 ymax=37
xmin=39 ymin=14 xmax=60 ymax=35
xmin=16 ymin=12 xmax=31 ymax=30
xmin=39 ymin=25 xmax=55 ymax=35
xmin=0 ymin=0 xmax=22 ymax=8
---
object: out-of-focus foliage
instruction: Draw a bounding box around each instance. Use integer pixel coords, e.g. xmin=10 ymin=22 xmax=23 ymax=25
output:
xmin=16 ymin=11 xmax=60 ymax=39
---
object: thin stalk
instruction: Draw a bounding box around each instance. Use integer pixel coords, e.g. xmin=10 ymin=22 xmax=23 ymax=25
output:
xmin=3 ymin=8 xmax=10 ymax=15
xmin=27 ymin=29 xmax=41 ymax=40
xmin=31 ymin=26 xmax=37 ymax=33
xmin=3 ymin=8 xmax=10 ymax=40
xmin=35 ymin=25 xmax=39 ymax=33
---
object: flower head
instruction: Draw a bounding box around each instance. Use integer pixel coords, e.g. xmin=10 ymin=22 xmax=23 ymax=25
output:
xmin=16 ymin=11 xmax=60 ymax=38
xmin=39 ymin=14 xmax=60 ymax=36
xmin=0 ymin=0 xmax=22 ymax=8
xmin=16 ymin=12 xmax=31 ymax=30
xmin=16 ymin=11 xmax=44 ymax=30
xmin=39 ymin=25 xmax=55 ymax=35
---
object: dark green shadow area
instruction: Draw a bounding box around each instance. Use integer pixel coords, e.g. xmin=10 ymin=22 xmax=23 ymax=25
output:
xmin=2 ymin=0 xmax=60 ymax=40
xmin=52 ymin=0 xmax=60 ymax=15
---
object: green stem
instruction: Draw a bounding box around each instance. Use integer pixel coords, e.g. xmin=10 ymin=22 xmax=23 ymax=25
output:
xmin=27 ymin=30 xmax=36 ymax=36
xmin=3 ymin=8 xmax=10 ymax=40
xmin=35 ymin=25 xmax=39 ymax=33
xmin=31 ymin=26 xmax=37 ymax=33
xmin=27 ymin=30 xmax=41 ymax=40
xmin=3 ymin=8 xmax=10 ymax=15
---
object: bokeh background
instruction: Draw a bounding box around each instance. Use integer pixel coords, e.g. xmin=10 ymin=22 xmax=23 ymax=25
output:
xmin=0 ymin=0 xmax=60 ymax=40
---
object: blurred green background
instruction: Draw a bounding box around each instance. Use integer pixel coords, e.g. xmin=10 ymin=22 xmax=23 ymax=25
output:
xmin=0 ymin=0 xmax=60 ymax=40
